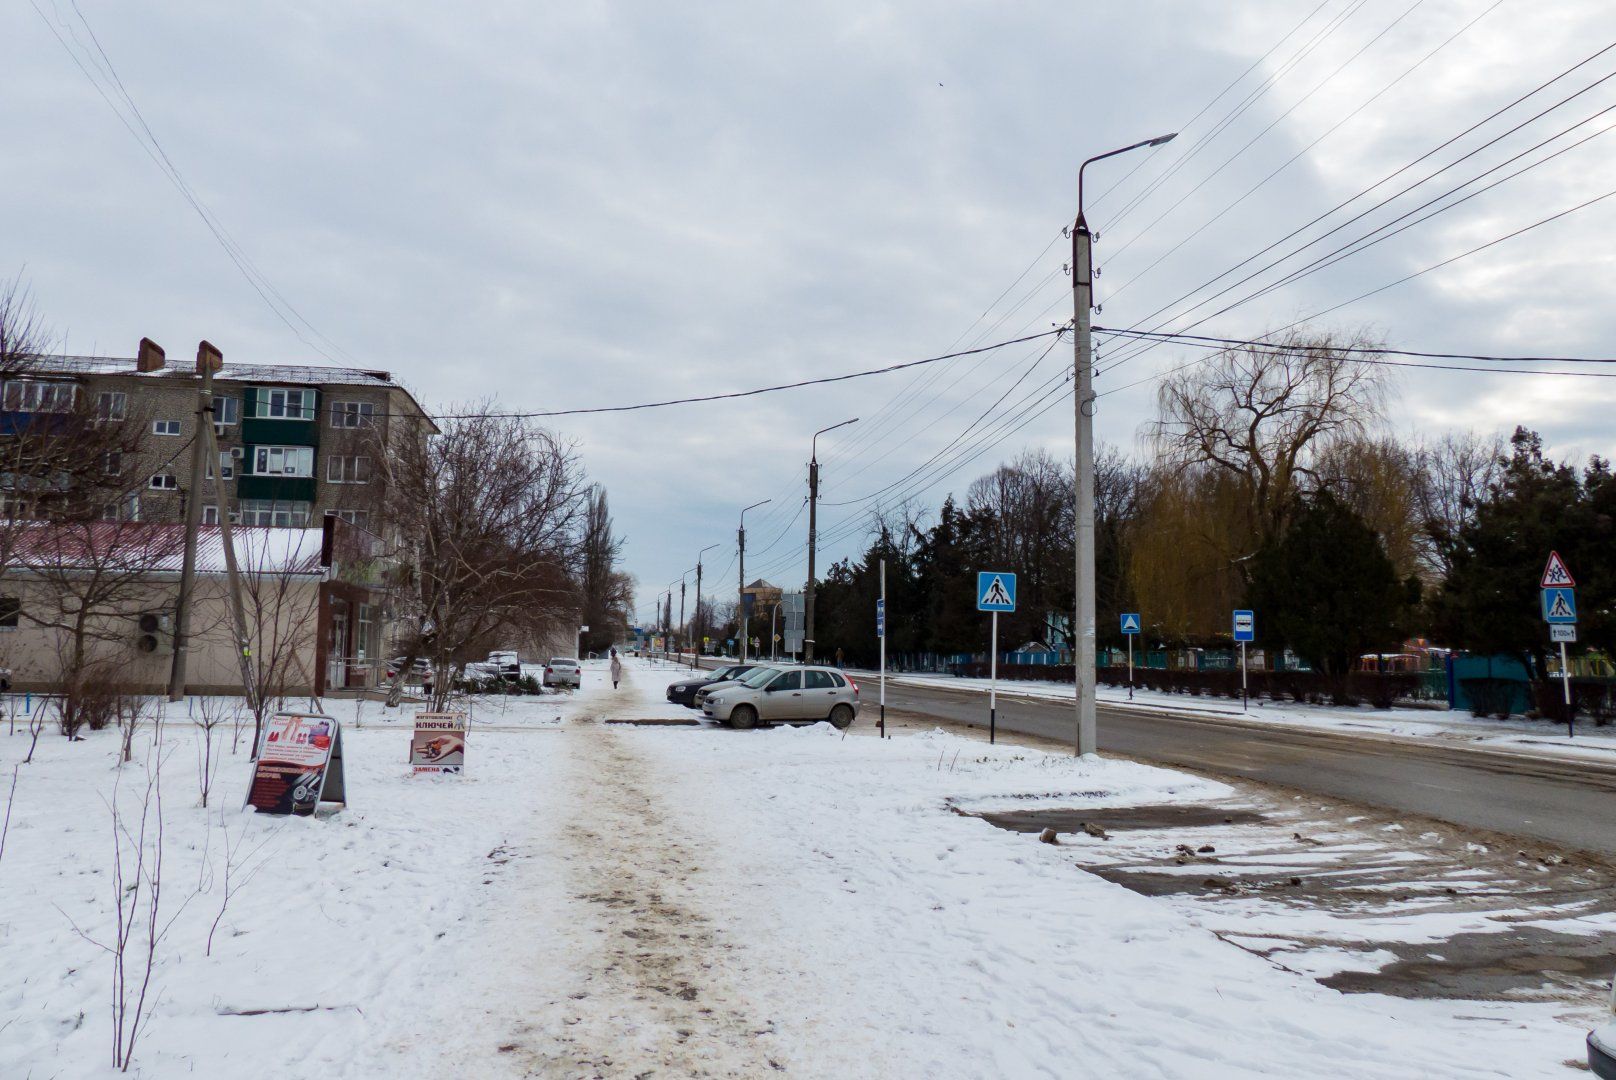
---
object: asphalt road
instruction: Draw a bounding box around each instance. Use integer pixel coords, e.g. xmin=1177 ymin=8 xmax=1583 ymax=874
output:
xmin=876 ymin=678 xmax=1616 ymax=857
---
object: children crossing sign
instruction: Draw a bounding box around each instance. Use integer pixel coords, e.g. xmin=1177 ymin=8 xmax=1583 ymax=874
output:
xmin=1541 ymin=551 xmax=1575 ymax=588
xmin=976 ymin=572 xmax=1017 ymax=612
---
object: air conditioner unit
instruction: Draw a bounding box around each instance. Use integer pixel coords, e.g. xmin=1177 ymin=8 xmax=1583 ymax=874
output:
xmin=229 ymin=446 xmax=244 ymax=459
xmin=134 ymin=610 xmax=173 ymax=656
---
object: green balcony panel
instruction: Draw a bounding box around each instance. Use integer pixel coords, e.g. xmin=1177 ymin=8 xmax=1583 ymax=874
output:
xmin=237 ymin=474 xmax=317 ymax=503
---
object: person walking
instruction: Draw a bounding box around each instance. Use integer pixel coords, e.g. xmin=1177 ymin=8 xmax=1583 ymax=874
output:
xmin=835 ymin=647 xmax=844 ymax=669
xmin=610 ymin=649 xmax=623 ymax=690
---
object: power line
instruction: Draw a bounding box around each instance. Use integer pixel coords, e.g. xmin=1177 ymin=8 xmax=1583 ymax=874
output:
xmin=1094 ymin=327 xmax=1616 ymax=365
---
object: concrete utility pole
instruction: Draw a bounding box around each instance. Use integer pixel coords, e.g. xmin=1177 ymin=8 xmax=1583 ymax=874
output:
xmin=1072 ymin=132 xmax=1175 ymax=757
xmin=695 ymin=543 xmax=718 ymax=658
xmin=737 ymin=499 xmax=770 ymax=662
xmin=168 ymin=342 xmax=217 ymax=700
xmin=804 ymin=418 xmax=857 ymax=663
xmin=679 ymin=573 xmax=686 ymax=659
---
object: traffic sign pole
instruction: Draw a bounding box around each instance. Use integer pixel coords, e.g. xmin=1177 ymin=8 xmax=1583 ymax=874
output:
xmin=989 ymin=610 xmax=998 ymax=746
xmin=1240 ymin=642 xmax=1248 ymax=712
xmin=1560 ymin=641 xmax=1573 ymax=738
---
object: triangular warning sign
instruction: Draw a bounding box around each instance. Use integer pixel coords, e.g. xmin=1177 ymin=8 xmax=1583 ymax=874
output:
xmin=981 ymin=576 xmax=1012 ymax=607
xmin=1541 ymin=551 xmax=1575 ymax=588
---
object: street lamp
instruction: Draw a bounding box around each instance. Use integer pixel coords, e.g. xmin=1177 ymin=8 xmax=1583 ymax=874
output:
xmin=805 ymin=417 xmax=858 ymax=662
xmin=1073 ymin=132 xmax=1176 ymax=758
xmin=695 ymin=542 xmax=719 ymax=664
xmin=738 ymin=499 xmax=771 ymax=661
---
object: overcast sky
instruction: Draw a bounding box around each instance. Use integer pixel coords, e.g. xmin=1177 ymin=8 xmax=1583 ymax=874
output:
xmin=5 ymin=0 xmax=1614 ymax=625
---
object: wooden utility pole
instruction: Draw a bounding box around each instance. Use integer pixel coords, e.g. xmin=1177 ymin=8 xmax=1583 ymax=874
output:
xmin=168 ymin=342 xmax=218 ymax=700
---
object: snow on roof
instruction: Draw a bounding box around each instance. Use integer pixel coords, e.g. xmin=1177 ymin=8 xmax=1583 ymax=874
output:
xmin=24 ymin=354 xmax=404 ymax=390
xmin=7 ymin=522 xmax=327 ymax=577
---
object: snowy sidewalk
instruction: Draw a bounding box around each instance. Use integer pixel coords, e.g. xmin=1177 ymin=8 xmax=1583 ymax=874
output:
xmin=0 ymin=657 xmax=1595 ymax=1077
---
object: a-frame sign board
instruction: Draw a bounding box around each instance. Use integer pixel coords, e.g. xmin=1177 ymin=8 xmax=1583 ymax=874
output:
xmin=245 ymin=713 xmax=347 ymax=816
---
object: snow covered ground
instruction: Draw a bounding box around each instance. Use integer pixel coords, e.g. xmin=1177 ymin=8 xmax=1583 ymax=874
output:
xmin=877 ymin=670 xmax=1616 ymax=762
xmin=0 ymin=657 xmax=1598 ymax=1077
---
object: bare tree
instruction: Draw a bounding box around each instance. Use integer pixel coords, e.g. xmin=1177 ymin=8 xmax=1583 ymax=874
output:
xmin=1411 ymin=430 xmax=1505 ymax=580
xmin=1151 ymin=328 xmax=1386 ymax=548
xmin=376 ymin=406 xmax=588 ymax=709
xmin=578 ymin=485 xmax=632 ymax=654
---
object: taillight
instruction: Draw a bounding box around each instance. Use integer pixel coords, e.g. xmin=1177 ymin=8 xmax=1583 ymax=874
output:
xmin=848 ymin=677 xmax=859 ymax=695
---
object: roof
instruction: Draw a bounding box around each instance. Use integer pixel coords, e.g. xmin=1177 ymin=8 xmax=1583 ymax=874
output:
xmin=6 ymin=522 xmax=328 ymax=577
xmin=26 ymin=353 xmax=405 ymax=390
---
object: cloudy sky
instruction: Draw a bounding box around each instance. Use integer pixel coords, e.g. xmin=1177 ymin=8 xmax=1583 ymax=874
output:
xmin=5 ymin=0 xmax=1614 ymax=623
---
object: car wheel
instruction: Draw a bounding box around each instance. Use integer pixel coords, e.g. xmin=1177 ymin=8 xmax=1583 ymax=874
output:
xmin=829 ymin=703 xmax=854 ymax=729
xmin=729 ymin=704 xmax=758 ymax=731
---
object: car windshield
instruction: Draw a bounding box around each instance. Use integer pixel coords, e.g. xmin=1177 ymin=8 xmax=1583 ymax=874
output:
xmin=738 ymin=666 xmax=780 ymax=688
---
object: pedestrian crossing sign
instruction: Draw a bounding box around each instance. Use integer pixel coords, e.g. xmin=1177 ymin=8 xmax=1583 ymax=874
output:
xmin=1120 ymin=613 xmax=1141 ymax=635
xmin=1542 ymin=587 xmax=1577 ymax=624
xmin=976 ymin=572 xmax=1017 ymax=612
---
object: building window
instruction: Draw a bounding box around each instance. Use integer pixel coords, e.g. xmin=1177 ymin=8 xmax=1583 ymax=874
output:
xmin=0 ymin=595 xmax=18 ymax=630
xmin=212 ymin=395 xmax=240 ymax=426
xmin=326 ymin=507 xmax=371 ymax=529
xmin=153 ymin=419 xmax=182 ymax=436
xmin=206 ymin=451 xmax=236 ymax=481
xmin=3 ymin=380 xmax=78 ymax=413
xmin=329 ymin=400 xmax=377 ymax=428
xmin=96 ymin=391 xmax=127 ymax=421
xmin=239 ymin=499 xmax=311 ymax=528
xmin=149 ymin=473 xmax=178 ymax=490
xmin=100 ymin=494 xmax=140 ymax=521
xmin=253 ymin=387 xmax=316 ymax=420
xmin=249 ymin=445 xmax=314 ymax=477
xmin=356 ymin=603 xmax=373 ymax=662
xmin=103 ymin=451 xmax=122 ymax=476
xmin=201 ymin=505 xmax=241 ymax=526
xmin=326 ymin=455 xmax=371 ymax=484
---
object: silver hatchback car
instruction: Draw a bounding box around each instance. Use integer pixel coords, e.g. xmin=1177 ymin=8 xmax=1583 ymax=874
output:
xmin=701 ymin=664 xmax=859 ymax=729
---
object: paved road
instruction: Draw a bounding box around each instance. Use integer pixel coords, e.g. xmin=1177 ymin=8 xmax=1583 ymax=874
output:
xmin=875 ymin=678 xmax=1616 ymax=857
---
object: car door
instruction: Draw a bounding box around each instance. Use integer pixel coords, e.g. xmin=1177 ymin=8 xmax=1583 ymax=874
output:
xmin=802 ymin=669 xmax=839 ymax=719
xmin=760 ymin=669 xmax=805 ymax=720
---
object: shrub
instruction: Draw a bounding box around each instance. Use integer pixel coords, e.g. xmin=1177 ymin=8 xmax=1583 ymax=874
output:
xmin=58 ymin=665 xmax=129 ymax=738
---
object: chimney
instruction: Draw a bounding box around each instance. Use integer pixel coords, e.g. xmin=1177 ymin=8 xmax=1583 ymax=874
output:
xmin=196 ymin=340 xmax=223 ymax=374
xmin=136 ymin=338 xmax=166 ymax=373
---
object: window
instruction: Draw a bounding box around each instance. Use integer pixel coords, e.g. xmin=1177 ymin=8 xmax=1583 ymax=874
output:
xmin=205 ymin=452 xmax=235 ymax=481
xmin=767 ymin=671 xmax=802 ymax=692
xmin=102 ymin=451 xmax=122 ymax=476
xmin=0 ymin=596 xmax=18 ymax=630
xmin=239 ymin=499 xmax=311 ymax=528
xmin=3 ymin=380 xmax=77 ymax=413
xmin=249 ymin=445 xmax=314 ymax=477
xmin=201 ymin=505 xmax=241 ymax=526
xmin=100 ymin=494 xmax=140 ymax=522
xmin=212 ymin=395 xmax=240 ymax=426
xmin=253 ymin=387 xmax=316 ymax=420
xmin=326 ymin=455 xmax=371 ymax=484
xmin=329 ymin=400 xmax=377 ymax=428
xmin=326 ymin=507 xmax=371 ymax=529
xmin=152 ymin=419 xmax=182 ymax=436
xmin=149 ymin=473 xmax=178 ymax=491
xmin=828 ymin=672 xmax=847 ymax=687
xmin=96 ymin=391 xmax=127 ymax=421
xmin=804 ymin=670 xmax=835 ymax=690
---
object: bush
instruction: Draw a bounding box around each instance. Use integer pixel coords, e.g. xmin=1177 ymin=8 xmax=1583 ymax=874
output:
xmin=58 ymin=665 xmax=131 ymax=738
xmin=1461 ymin=677 xmax=1515 ymax=719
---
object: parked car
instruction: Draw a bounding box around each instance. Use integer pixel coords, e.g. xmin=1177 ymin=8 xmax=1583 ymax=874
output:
xmin=666 ymin=664 xmax=761 ymax=708
xmin=543 ymin=657 xmax=582 ymax=689
xmin=386 ymin=656 xmax=432 ymax=683
xmin=702 ymin=664 xmax=859 ymax=730
xmin=487 ymin=650 xmax=521 ymax=680
xmin=1590 ymin=973 xmax=1616 ymax=1078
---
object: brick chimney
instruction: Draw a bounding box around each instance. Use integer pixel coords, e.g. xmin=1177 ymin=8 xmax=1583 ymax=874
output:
xmin=136 ymin=338 xmax=166 ymax=373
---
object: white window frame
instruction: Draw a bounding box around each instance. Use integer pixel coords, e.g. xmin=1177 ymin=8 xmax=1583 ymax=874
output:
xmin=3 ymin=380 xmax=78 ymax=414
xmin=326 ymin=454 xmax=371 ymax=484
xmin=326 ymin=507 xmax=371 ymax=529
xmin=212 ymin=395 xmax=241 ymax=426
xmin=239 ymin=499 xmax=311 ymax=528
xmin=201 ymin=505 xmax=241 ymax=526
xmin=205 ymin=451 xmax=236 ymax=481
xmin=152 ymin=419 xmax=182 ymax=436
xmin=149 ymin=473 xmax=178 ymax=491
xmin=96 ymin=390 xmax=127 ymax=421
xmin=329 ymin=400 xmax=378 ymax=428
xmin=253 ymin=387 xmax=316 ymax=421
xmin=249 ymin=445 xmax=314 ymax=478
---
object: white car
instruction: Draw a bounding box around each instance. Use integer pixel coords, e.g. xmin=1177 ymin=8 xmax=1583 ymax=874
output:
xmin=701 ymin=664 xmax=858 ymax=730
xmin=1591 ymin=973 xmax=1616 ymax=1078
xmin=542 ymin=657 xmax=582 ymax=689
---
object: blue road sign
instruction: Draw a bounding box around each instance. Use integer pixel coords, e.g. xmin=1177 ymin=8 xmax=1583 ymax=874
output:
xmin=1120 ymin=613 xmax=1141 ymax=635
xmin=1232 ymin=610 xmax=1255 ymax=642
xmin=1542 ymin=587 xmax=1577 ymax=624
xmin=876 ymin=598 xmax=886 ymax=638
xmin=976 ymin=572 xmax=1017 ymax=612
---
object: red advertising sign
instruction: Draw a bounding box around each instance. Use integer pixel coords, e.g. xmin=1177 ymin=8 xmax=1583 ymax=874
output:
xmin=410 ymin=712 xmax=467 ymax=775
xmin=246 ymin=713 xmax=346 ymax=816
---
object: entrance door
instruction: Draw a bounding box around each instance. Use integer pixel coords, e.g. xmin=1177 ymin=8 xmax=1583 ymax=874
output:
xmin=327 ymin=605 xmax=349 ymax=691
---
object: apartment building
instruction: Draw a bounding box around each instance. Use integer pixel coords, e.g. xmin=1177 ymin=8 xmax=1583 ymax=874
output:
xmin=15 ymin=340 xmax=436 ymax=530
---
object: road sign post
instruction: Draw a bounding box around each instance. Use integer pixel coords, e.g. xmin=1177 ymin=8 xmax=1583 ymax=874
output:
xmin=1120 ymin=613 xmax=1140 ymax=701
xmin=1232 ymin=610 xmax=1255 ymax=712
xmin=1541 ymin=553 xmax=1577 ymax=737
xmin=977 ymin=572 xmax=1017 ymax=746
xmin=877 ymin=560 xmax=887 ymax=739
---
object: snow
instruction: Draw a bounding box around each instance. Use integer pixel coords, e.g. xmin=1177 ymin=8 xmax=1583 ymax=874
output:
xmin=878 ymin=670 xmax=1616 ymax=763
xmin=0 ymin=657 xmax=1595 ymax=1077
